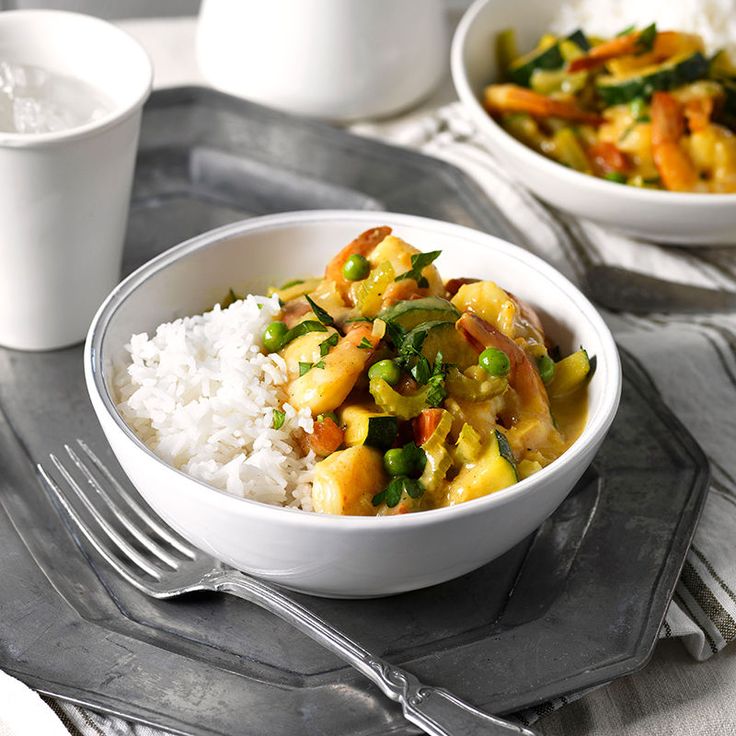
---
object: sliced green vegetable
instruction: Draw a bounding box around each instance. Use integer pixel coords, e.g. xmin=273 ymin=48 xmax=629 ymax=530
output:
xmin=454 ymin=423 xmax=483 ymax=464
xmin=417 ymin=410 xmax=453 ymax=496
xmin=709 ymin=49 xmax=736 ymax=80
xmin=357 ymin=261 xmax=395 ymax=317
xmin=445 ymin=366 xmax=507 ymax=401
xmin=537 ymin=354 xmax=556 ymax=383
xmin=508 ymin=40 xmax=564 ymax=87
xmin=379 ymin=296 xmax=459 ymax=331
xmin=597 ymin=52 xmax=709 ymax=105
xmin=340 ymin=405 xmax=398 ymax=449
xmin=496 ymin=28 xmax=520 ymax=81
xmin=530 ymin=67 xmax=587 ymax=95
xmin=508 ymin=29 xmax=589 ymax=87
xmin=369 ymin=377 xmax=431 ymax=420
xmin=446 ymin=429 xmax=517 ymax=504
xmin=403 ymin=320 xmax=477 ymax=371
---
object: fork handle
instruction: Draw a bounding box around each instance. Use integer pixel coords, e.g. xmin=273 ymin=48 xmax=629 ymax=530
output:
xmin=207 ymin=569 xmax=537 ymax=736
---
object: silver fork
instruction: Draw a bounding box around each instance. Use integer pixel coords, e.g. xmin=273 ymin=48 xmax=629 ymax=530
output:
xmin=38 ymin=440 xmax=537 ymax=736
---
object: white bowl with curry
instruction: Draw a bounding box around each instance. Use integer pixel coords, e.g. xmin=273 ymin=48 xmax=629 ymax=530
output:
xmin=86 ymin=210 xmax=621 ymax=598
xmin=452 ymin=0 xmax=736 ymax=244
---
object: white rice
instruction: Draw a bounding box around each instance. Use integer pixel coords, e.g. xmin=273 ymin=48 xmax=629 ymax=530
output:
xmin=550 ymin=0 xmax=736 ymax=56
xmin=114 ymin=294 xmax=316 ymax=510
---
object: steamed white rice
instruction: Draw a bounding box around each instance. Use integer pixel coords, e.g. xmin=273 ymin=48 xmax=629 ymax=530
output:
xmin=550 ymin=0 xmax=736 ymax=55
xmin=114 ymin=294 xmax=317 ymax=510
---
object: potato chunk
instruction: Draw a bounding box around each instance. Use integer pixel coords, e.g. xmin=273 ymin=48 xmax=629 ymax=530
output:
xmin=312 ymin=446 xmax=387 ymax=515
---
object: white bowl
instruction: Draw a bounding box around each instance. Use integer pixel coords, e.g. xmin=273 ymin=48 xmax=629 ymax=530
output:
xmin=85 ymin=211 xmax=621 ymax=598
xmin=451 ymin=0 xmax=736 ymax=246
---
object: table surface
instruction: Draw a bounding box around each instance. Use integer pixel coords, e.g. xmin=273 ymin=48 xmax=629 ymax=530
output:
xmin=106 ymin=14 xmax=736 ymax=736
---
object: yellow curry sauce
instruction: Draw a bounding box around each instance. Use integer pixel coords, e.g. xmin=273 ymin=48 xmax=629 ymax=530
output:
xmin=258 ymin=227 xmax=590 ymax=516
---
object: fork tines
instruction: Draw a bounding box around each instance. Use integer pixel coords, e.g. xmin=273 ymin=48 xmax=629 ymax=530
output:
xmin=37 ymin=439 xmax=195 ymax=592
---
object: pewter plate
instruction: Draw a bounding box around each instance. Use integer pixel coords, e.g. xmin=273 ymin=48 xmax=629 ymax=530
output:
xmin=0 ymin=88 xmax=709 ymax=736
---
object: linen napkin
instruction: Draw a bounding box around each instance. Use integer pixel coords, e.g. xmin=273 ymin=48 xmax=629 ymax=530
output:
xmin=47 ymin=103 xmax=736 ymax=735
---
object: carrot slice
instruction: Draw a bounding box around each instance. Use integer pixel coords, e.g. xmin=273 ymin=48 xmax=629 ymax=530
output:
xmin=413 ymin=408 xmax=445 ymax=446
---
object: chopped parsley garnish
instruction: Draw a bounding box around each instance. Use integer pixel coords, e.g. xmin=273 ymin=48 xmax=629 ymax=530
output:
xmin=299 ymin=360 xmax=326 ymax=376
xmin=319 ymin=332 xmax=339 ymax=357
xmin=357 ymin=337 xmax=373 ymax=350
xmin=394 ymin=251 xmax=441 ymax=289
xmin=272 ymin=409 xmax=285 ymax=430
xmin=425 ymin=352 xmax=448 ymax=407
xmin=372 ymin=476 xmax=426 ymax=508
xmin=305 ymin=295 xmax=335 ymax=326
xmin=615 ymin=24 xmax=635 ymax=37
xmin=344 ymin=316 xmax=374 ymax=324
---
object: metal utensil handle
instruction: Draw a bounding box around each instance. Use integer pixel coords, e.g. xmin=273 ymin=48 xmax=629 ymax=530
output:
xmin=207 ymin=569 xmax=536 ymax=736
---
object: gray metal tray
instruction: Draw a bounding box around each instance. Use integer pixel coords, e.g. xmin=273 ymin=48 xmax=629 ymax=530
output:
xmin=0 ymin=88 xmax=709 ymax=736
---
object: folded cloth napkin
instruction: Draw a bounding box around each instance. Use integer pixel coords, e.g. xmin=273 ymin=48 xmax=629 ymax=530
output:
xmin=43 ymin=102 xmax=736 ymax=735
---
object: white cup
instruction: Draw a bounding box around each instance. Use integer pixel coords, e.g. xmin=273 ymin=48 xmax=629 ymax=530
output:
xmin=0 ymin=10 xmax=152 ymax=351
xmin=196 ymin=0 xmax=447 ymax=122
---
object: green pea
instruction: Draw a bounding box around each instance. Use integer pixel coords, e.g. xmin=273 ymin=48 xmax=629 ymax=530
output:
xmin=263 ymin=321 xmax=288 ymax=352
xmin=537 ymin=354 xmax=556 ymax=384
xmin=383 ymin=448 xmax=413 ymax=477
xmin=368 ymin=359 xmax=401 ymax=386
xmin=343 ymin=253 xmax=370 ymax=281
xmin=479 ymin=347 xmax=510 ymax=377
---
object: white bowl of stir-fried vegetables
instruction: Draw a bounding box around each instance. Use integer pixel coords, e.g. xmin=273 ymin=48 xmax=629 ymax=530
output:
xmin=86 ymin=211 xmax=620 ymax=597
xmin=452 ymin=0 xmax=736 ymax=244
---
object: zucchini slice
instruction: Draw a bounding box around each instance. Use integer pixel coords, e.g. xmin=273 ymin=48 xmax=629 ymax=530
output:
xmin=379 ymin=296 xmax=459 ymax=331
xmin=508 ymin=29 xmax=590 ymax=87
xmin=403 ymin=320 xmax=478 ymax=370
xmin=597 ymin=52 xmax=709 ymax=106
xmin=547 ymin=349 xmax=591 ymax=399
xmin=446 ymin=429 xmax=518 ymax=505
xmin=340 ymin=404 xmax=398 ymax=449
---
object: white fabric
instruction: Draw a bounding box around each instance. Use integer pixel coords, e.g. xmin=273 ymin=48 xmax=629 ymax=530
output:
xmin=0 ymin=671 xmax=69 ymax=736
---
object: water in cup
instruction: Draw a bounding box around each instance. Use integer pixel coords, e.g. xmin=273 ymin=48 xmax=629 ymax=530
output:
xmin=0 ymin=61 xmax=113 ymax=134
